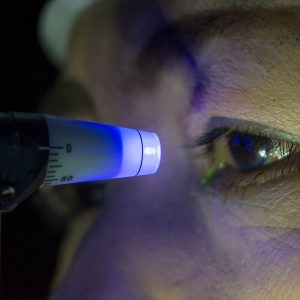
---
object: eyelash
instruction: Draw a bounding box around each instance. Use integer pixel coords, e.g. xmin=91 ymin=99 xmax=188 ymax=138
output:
xmin=190 ymin=125 xmax=300 ymax=192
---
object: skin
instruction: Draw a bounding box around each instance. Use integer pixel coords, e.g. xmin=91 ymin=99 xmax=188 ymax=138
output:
xmin=48 ymin=1 xmax=300 ymax=299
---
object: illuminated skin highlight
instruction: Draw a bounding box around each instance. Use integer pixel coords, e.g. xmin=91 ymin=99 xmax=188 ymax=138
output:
xmin=49 ymin=1 xmax=300 ymax=299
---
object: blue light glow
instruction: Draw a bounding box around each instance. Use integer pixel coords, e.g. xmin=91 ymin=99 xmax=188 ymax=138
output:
xmin=43 ymin=115 xmax=161 ymax=186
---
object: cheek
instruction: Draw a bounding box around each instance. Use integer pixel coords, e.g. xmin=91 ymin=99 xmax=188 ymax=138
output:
xmin=226 ymin=177 xmax=300 ymax=230
xmin=195 ymin=177 xmax=300 ymax=269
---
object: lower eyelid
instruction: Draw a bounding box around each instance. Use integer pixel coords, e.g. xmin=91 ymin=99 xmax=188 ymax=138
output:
xmin=209 ymin=151 xmax=300 ymax=196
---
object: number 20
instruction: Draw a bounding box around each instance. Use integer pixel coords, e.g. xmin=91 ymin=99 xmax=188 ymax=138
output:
xmin=61 ymin=176 xmax=73 ymax=182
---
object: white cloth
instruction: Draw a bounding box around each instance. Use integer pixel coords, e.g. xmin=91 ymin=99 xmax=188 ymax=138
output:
xmin=38 ymin=0 xmax=97 ymax=67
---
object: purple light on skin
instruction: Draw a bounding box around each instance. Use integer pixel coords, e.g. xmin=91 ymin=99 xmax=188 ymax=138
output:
xmin=160 ymin=26 xmax=209 ymax=111
xmin=191 ymin=72 xmax=210 ymax=110
xmin=238 ymin=226 xmax=300 ymax=272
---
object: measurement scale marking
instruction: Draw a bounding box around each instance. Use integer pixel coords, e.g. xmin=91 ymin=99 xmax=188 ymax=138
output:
xmin=49 ymin=165 xmax=63 ymax=168
xmin=44 ymin=179 xmax=59 ymax=182
xmin=47 ymin=171 xmax=57 ymax=174
xmin=49 ymin=153 xmax=59 ymax=156
xmin=46 ymin=176 xmax=56 ymax=178
xmin=39 ymin=146 xmax=64 ymax=151
xmin=50 ymin=159 xmax=58 ymax=162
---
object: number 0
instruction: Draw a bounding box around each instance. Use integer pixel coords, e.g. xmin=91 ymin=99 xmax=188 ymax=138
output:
xmin=66 ymin=144 xmax=72 ymax=153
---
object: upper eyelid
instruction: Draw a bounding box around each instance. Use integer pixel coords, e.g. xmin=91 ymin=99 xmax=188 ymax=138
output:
xmin=193 ymin=117 xmax=300 ymax=146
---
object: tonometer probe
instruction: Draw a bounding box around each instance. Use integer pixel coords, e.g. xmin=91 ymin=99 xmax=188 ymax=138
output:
xmin=0 ymin=112 xmax=161 ymax=212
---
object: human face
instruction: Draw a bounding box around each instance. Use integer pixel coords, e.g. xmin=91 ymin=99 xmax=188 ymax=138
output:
xmin=52 ymin=1 xmax=300 ymax=299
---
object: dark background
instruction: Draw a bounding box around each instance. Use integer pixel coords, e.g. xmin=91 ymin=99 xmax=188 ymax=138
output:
xmin=1 ymin=1 xmax=61 ymax=299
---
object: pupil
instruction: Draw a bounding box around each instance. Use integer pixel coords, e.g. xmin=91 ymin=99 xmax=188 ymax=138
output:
xmin=227 ymin=132 xmax=271 ymax=172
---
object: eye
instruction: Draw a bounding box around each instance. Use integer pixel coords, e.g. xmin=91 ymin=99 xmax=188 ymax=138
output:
xmin=190 ymin=126 xmax=300 ymax=190
xmin=217 ymin=131 xmax=291 ymax=172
